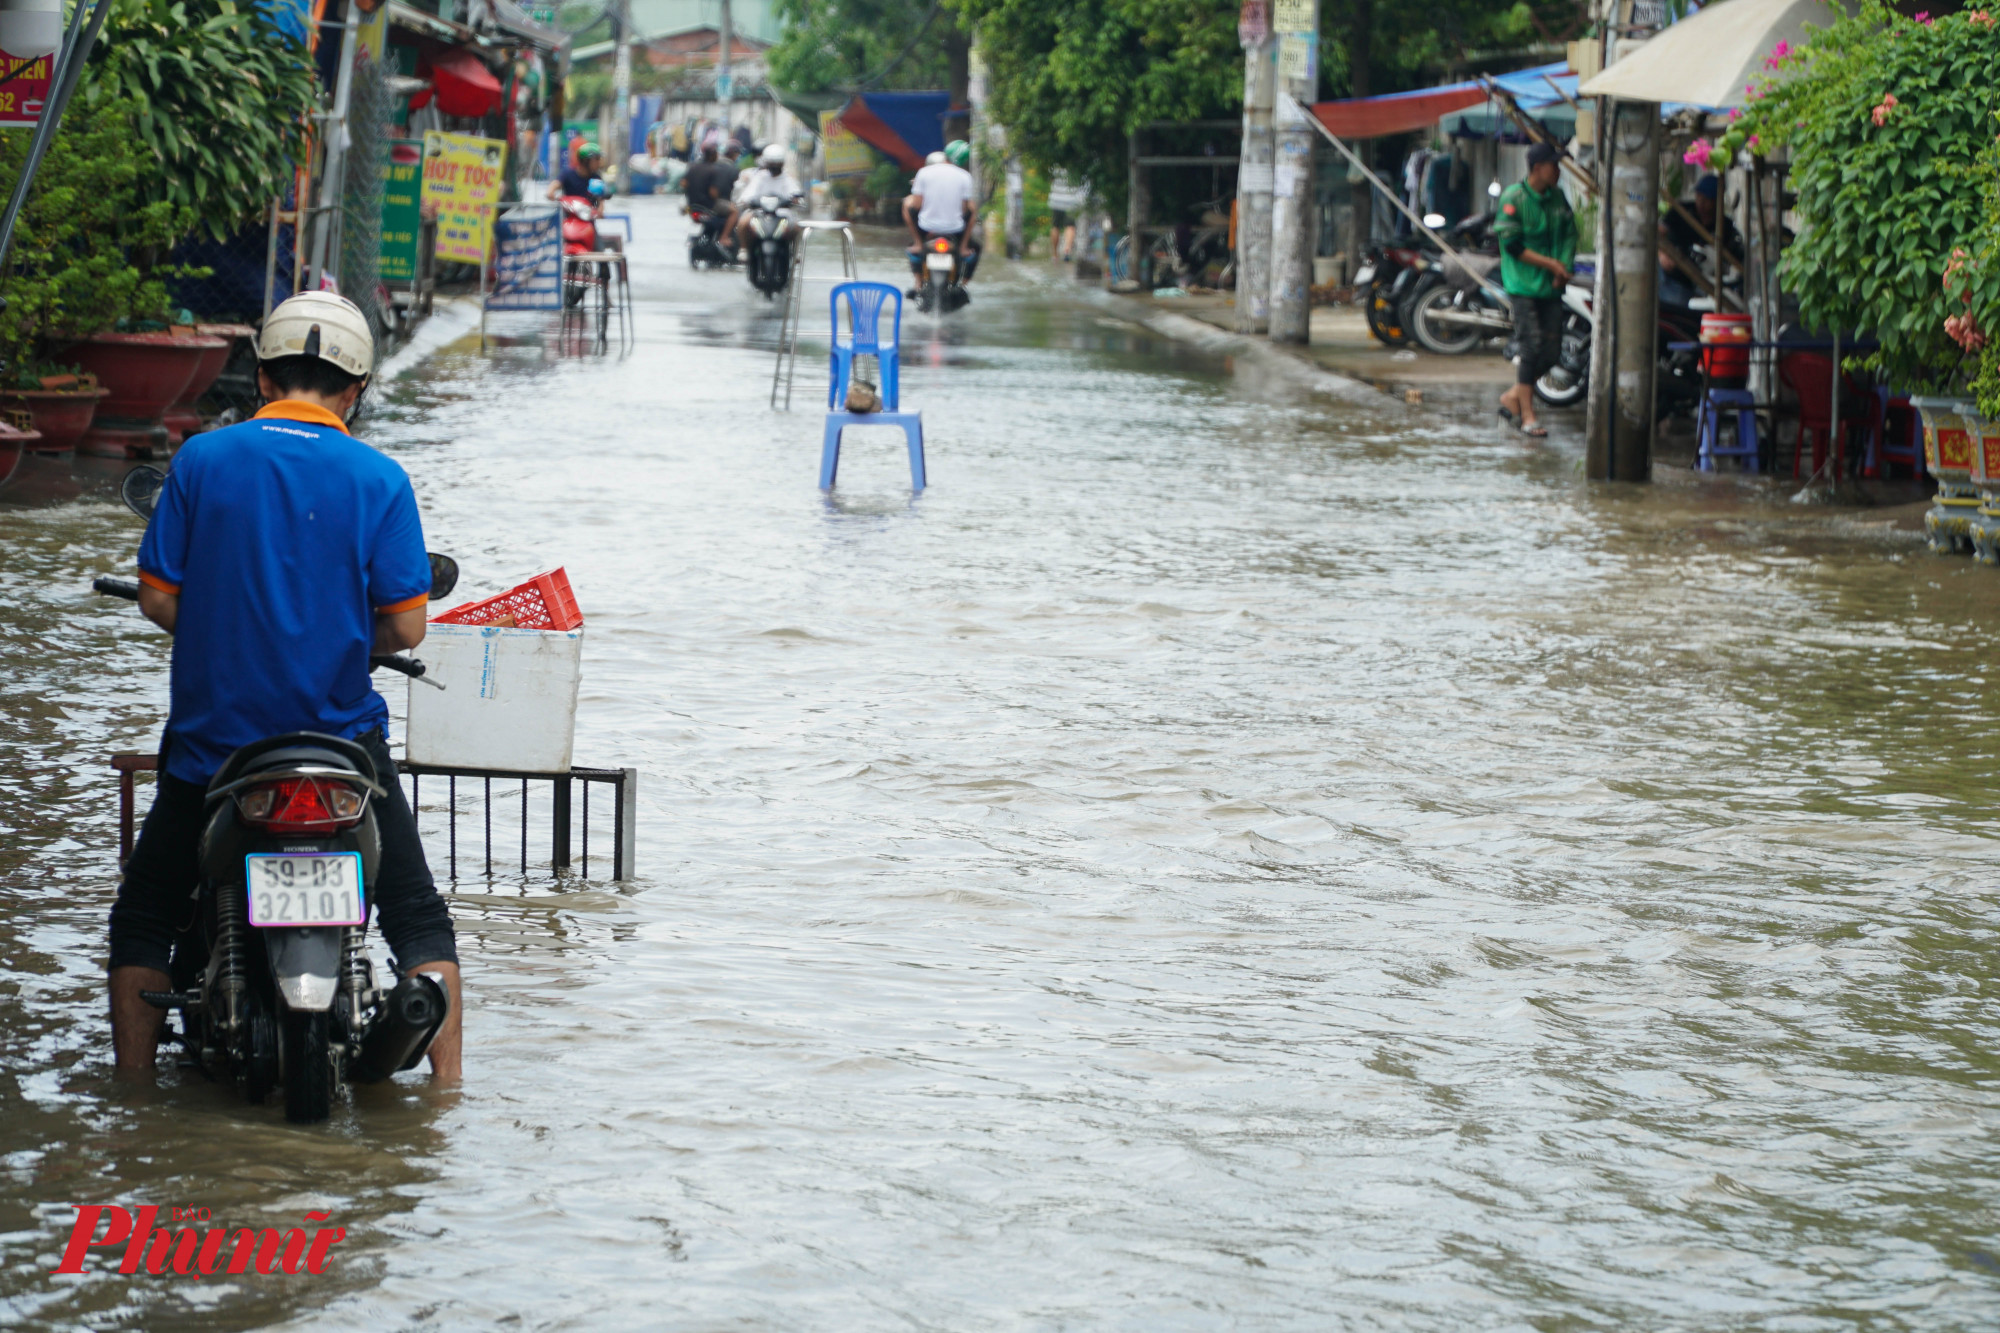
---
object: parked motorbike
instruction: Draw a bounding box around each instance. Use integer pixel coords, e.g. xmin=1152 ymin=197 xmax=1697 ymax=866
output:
xmin=742 ymin=192 xmax=799 ymax=298
xmin=1525 ymin=261 xmax=1709 ymax=417
xmin=95 ymin=465 xmax=457 ymax=1123
xmin=915 ymin=234 xmax=970 ymax=314
xmin=1356 ymin=243 xmax=1423 ymax=346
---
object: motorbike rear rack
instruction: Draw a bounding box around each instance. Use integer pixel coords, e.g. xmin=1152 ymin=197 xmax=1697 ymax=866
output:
xmin=110 ymin=753 xmax=637 ymax=883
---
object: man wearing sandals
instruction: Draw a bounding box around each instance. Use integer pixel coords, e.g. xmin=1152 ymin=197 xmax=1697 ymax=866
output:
xmin=1494 ymin=142 xmax=1576 ymax=439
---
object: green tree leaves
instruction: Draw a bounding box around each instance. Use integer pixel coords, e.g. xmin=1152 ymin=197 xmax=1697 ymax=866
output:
xmin=1743 ymin=2 xmax=2000 ymax=392
xmin=84 ymin=0 xmax=317 ymax=242
xmin=0 ymin=94 xmax=197 ymax=373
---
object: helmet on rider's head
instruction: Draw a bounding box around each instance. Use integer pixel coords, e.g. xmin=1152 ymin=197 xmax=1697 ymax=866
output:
xmin=760 ymin=142 xmax=786 ymax=168
xmin=925 ymin=151 xmax=946 ymax=165
xmin=579 ymin=141 xmax=602 ymax=161
xmin=944 ymin=139 xmax=971 ymax=168
xmin=256 ymin=291 xmax=374 ymax=380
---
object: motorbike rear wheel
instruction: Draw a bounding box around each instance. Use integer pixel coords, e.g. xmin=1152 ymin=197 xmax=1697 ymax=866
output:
xmin=244 ymin=1001 xmax=279 ymax=1104
xmin=1534 ymin=312 xmax=1591 ymax=408
xmin=1408 ymin=283 xmax=1484 ymax=356
xmin=1364 ymin=281 xmax=1408 ymax=345
xmin=282 ymin=1009 xmax=333 ymax=1124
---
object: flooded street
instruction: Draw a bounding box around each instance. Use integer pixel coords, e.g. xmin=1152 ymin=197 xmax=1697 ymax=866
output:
xmin=6 ymin=194 xmax=2000 ymax=1328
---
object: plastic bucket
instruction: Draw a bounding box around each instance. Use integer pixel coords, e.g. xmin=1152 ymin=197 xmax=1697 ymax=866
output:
xmin=1699 ymin=313 xmax=1753 ymax=384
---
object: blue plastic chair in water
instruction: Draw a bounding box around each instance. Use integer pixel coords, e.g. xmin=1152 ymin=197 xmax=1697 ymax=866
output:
xmin=827 ymin=281 xmax=903 ymax=411
xmin=822 ymin=281 xmax=924 ymax=490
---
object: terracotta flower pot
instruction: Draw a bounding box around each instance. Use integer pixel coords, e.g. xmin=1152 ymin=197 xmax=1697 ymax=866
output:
xmin=63 ymin=330 xmax=227 ymax=458
xmin=162 ymin=323 xmax=254 ymax=444
xmin=0 ymin=418 xmax=33 ymax=491
xmin=1914 ymin=396 xmax=1983 ymax=556
xmin=0 ymin=386 xmax=107 ymax=454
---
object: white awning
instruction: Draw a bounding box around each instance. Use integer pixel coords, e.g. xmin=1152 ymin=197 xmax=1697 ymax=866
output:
xmin=1579 ymin=0 xmax=1851 ymax=110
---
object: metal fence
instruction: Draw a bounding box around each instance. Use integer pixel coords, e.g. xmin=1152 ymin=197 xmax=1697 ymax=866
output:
xmin=340 ymin=50 xmax=393 ymax=343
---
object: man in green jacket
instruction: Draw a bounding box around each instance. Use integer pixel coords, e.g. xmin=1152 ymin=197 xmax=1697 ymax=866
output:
xmin=1493 ymin=142 xmax=1576 ymax=438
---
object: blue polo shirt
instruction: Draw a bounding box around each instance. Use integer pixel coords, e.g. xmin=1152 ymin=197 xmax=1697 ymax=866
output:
xmin=138 ymin=400 xmax=433 ymax=786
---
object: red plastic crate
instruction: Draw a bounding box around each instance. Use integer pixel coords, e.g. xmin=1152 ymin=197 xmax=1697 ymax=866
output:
xmin=431 ymin=567 xmax=584 ymax=631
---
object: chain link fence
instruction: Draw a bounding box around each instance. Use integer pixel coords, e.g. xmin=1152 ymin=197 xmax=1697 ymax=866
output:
xmin=339 ymin=49 xmax=393 ymax=346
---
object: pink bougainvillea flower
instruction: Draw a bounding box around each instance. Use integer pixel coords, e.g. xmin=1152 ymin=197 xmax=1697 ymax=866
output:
xmin=1973 ymin=9 xmax=1995 ymax=26
xmin=1915 ymin=10 xmax=1931 ymax=22
xmin=1728 ymin=107 xmax=1743 ymax=121
xmin=1871 ymin=93 xmax=1899 ymax=127
xmin=1747 ymin=134 xmax=1760 ymax=149
xmin=1683 ymin=138 xmax=1714 ymax=167
xmin=1763 ymin=39 xmax=1792 ymax=69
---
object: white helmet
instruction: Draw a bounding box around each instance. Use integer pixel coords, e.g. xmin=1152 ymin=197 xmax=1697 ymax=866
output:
xmin=760 ymin=142 xmax=786 ymax=168
xmin=925 ymin=151 xmax=945 ymax=165
xmin=258 ymin=291 xmax=373 ymax=379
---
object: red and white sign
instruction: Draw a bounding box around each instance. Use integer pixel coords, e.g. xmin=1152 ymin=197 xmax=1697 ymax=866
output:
xmin=0 ymin=49 xmax=51 ymax=129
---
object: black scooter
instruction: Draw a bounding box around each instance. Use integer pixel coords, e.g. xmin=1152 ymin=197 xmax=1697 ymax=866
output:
xmin=96 ymin=465 xmax=457 ymax=1122
xmin=741 ymin=192 xmax=799 ymax=298
xmin=686 ymin=205 xmax=735 ymax=270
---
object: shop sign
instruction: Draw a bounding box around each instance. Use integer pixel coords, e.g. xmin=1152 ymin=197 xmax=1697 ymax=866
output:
xmin=422 ymin=131 xmax=508 ymax=264
xmin=0 ymin=48 xmax=51 ymax=129
xmin=380 ymin=140 xmax=423 ymax=283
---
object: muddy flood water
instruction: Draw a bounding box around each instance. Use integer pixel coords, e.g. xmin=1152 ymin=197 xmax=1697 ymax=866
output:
xmin=5 ymin=197 xmax=2000 ymax=1329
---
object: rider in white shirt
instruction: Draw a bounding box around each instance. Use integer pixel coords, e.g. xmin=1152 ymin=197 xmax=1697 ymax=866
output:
xmin=903 ymin=144 xmax=980 ymax=295
xmin=722 ymin=143 xmax=803 ymax=252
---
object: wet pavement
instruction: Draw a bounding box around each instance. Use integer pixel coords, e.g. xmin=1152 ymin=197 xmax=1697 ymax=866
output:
xmin=4 ymin=195 xmax=2000 ymax=1329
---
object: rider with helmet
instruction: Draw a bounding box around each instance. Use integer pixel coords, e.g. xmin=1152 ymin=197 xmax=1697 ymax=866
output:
xmin=111 ymin=292 xmax=462 ymax=1081
xmin=903 ymin=139 xmax=982 ymax=297
xmin=549 ymin=142 xmax=621 ymax=253
xmin=720 ymin=142 xmax=803 ymax=253
xmin=682 ymin=130 xmax=739 ymax=254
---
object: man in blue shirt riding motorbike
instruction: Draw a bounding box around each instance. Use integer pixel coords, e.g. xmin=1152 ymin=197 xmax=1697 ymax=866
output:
xmin=111 ymin=292 xmax=463 ymax=1082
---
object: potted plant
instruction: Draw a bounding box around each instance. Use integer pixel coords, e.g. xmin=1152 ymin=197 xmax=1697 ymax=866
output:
xmin=0 ymin=92 xmax=205 ymax=456
xmin=0 ymin=369 xmax=104 ymax=456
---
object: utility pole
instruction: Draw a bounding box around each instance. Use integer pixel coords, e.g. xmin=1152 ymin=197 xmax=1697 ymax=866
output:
xmin=1267 ymin=0 xmax=1319 ymax=343
xmin=1005 ymin=155 xmax=1024 ymax=259
xmin=1584 ymin=0 xmax=1661 ymax=482
xmin=610 ymin=0 xmax=632 ymax=185
xmin=1234 ymin=7 xmax=1274 ymax=334
xmin=1589 ymin=97 xmax=1659 ymax=481
xmin=717 ymin=0 xmax=733 ymax=138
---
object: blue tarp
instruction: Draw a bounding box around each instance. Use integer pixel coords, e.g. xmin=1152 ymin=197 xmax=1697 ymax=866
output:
xmin=1488 ymin=61 xmax=1579 ymax=110
xmin=837 ymin=91 xmax=952 ymax=170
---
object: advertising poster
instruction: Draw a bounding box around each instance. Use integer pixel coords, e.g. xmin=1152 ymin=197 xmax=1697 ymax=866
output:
xmin=818 ymin=110 xmax=873 ymax=179
xmin=379 ymin=140 xmax=423 ymax=283
xmin=487 ymin=207 xmax=563 ymax=311
xmin=421 ymin=131 xmax=508 ymax=264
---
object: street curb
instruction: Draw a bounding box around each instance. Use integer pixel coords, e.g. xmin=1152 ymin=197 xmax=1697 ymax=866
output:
xmin=1094 ymin=292 xmax=1389 ymax=407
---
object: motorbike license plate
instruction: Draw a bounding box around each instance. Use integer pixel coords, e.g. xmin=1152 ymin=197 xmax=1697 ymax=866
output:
xmin=925 ymin=252 xmax=955 ymax=272
xmin=1353 ymin=263 xmax=1376 ymax=285
xmin=244 ymin=853 xmax=366 ymax=928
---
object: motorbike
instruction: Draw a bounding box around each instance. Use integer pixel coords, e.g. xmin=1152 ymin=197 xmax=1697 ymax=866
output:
xmin=741 ymin=192 xmax=799 ymax=298
xmin=915 ymin=234 xmax=970 ymax=314
xmin=95 ymin=465 xmax=457 ymax=1123
xmin=1523 ymin=262 xmax=1709 ymax=417
xmin=559 ymin=195 xmax=603 ymax=308
xmin=686 ymin=204 xmax=735 ymax=270
xmin=1356 ymin=243 xmax=1424 ymax=346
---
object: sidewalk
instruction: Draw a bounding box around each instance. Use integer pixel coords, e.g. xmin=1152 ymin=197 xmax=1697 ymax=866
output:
xmin=1102 ymin=286 xmax=1931 ymax=535
xmin=1132 ymin=291 xmax=1515 ymax=418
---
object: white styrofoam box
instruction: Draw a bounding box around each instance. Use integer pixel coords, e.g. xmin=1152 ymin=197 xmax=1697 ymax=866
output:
xmin=405 ymin=623 xmax=584 ymax=773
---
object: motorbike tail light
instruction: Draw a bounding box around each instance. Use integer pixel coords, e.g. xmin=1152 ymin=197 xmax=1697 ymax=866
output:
xmin=237 ymin=777 xmax=367 ymax=834
xmin=931 ymin=238 xmax=951 ymax=252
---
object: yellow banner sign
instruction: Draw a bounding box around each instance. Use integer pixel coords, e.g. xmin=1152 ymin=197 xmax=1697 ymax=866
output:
xmin=819 ymin=110 xmax=874 ymax=179
xmin=422 ymin=131 xmax=508 ymax=264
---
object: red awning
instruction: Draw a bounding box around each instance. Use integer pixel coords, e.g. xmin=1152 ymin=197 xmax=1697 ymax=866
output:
xmin=1308 ymin=84 xmax=1488 ymax=140
xmin=411 ymin=47 xmax=503 ymax=119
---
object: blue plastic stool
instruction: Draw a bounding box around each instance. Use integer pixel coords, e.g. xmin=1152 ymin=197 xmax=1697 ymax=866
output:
xmin=1697 ymin=386 xmax=1761 ymax=472
xmin=821 ymin=412 xmax=925 ymax=490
